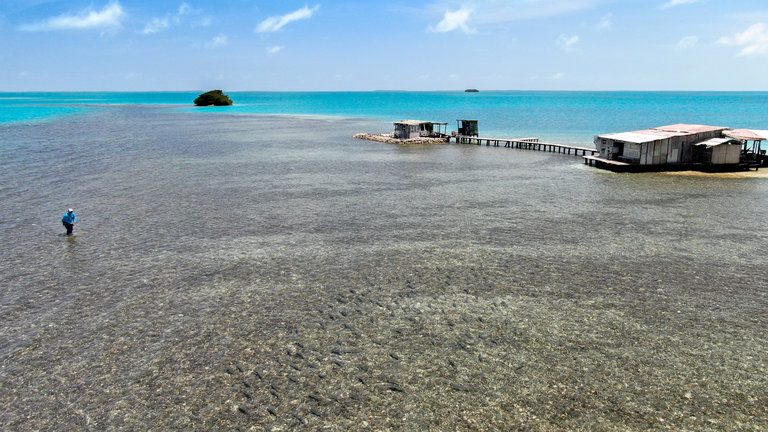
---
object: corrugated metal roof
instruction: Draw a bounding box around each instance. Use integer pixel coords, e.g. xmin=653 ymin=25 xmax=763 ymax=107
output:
xmin=693 ymin=138 xmax=740 ymax=148
xmin=394 ymin=120 xmax=429 ymax=126
xmin=654 ymin=124 xmax=728 ymax=134
xmin=723 ymin=129 xmax=768 ymax=141
xmin=598 ymin=129 xmax=681 ymax=144
xmin=598 ymin=124 xmax=730 ymax=144
xmin=394 ymin=120 xmax=447 ymax=126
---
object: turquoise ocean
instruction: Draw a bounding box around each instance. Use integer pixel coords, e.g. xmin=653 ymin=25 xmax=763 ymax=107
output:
xmin=2 ymin=91 xmax=767 ymax=144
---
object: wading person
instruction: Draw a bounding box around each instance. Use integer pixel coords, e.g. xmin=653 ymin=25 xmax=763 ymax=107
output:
xmin=61 ymin=208 xmax=77 ymax=236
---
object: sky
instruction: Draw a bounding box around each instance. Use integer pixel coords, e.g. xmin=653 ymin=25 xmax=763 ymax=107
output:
xmin=1 ymin=0 xmax=768 ymax=91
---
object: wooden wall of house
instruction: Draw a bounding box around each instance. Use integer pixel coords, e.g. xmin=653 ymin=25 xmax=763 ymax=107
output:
xmin=624 ymin=143 xmax=641 ymax=161
xmin=596 ymin=129 xmax=732 ymax=165
xmin=394 ymin=124 xmax=422 ymax=139
xmin=726 ymin=144 xmax=742 ymax=164
xmin=638 ymin=139 xmax=669 ymax=165
xmin=710 ymin=144 xmax=741 ymax=164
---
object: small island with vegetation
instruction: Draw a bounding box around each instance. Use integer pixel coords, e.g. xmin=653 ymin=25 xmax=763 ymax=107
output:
xmin=193 ymin=89 xmax=233 ymax=106
xmin=465 ymin=88 xmax=479 ymax=93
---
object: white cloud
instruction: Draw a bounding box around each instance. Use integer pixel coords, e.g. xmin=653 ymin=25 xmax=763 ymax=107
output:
xmin=142 ymin=16 xmax=170 ymax=34
xmin=553 ymin=72 xmax=566 ymax=80
xmin=429 ymin=0 xmax=602 ymax=25
xmin=267 ymin=45 xmax=284 ymax=54
xmin=178 ymin=3 xmax=192 ymax=16
xmin=256 ymin=5 xmax=320 ymax=33
xmin=596 ymin=13 xmax=612 ymax=30
xmin=556 ymin=34 xmax=580 ymax=50
xmin=676 ymin=35 xmax=699 ymax=49
xmin=718 ymin=23 xmax=768 ymax=56
xmin=661 ymin=0 xmax=701 ymax=9
xmin=208 ymin=33 xmax=227 ymax=48
xmin=431 ymin=7 xmax=475 ymax=34
xmin=20 ymin=1 xmax=124 ymax=31
xmin=142 ymin=3 xmax=199 ymax=35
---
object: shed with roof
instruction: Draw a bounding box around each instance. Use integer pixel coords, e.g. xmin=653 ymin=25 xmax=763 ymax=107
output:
xmin=393 ymin=120 xmax=449 ymax=139
xmin=456 ymin=119 xmax=479 ymax=137
xmin=594 ymin=124 xmax=734 ymax=166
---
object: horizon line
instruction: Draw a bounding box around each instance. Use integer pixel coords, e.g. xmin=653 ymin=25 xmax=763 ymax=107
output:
xmin=3 ymin=89 xmax=768 ymax=93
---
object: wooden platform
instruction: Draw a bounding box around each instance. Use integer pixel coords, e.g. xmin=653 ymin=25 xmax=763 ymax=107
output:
xmin=582 ymin=155 xmax=632 ymax=172
xmin=583 ymin=155 xmax=629 ymax=166
xmin=454 ymin=135 xmax=598 ymax=157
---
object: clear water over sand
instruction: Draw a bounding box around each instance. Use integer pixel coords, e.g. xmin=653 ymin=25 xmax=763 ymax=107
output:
xmin=0 ymin=107 xmax=766 ymax=430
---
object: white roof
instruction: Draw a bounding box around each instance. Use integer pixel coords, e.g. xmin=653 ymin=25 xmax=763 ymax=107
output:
xmin=693 ymin=138 xmax=740 ymax=148
xmin=394 ymin=120 xmax=429 ymax=126
xmin=599 ymin=129 xmax=681 ymax=144
xmin=723 ymin=129 xmax=768 ymax=141
xmin=598 ymin=124 xmax=729 ymax=145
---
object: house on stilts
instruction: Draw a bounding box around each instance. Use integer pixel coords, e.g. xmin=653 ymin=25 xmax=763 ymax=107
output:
xmin=587 ymin=124 xmax=764 ymax=171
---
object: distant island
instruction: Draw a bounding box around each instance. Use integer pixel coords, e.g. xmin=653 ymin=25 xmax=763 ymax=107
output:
xmin=465 ymin=89 xmax=479 ymax=93
xmin=194 ymin=90 xmax=233 ymax=106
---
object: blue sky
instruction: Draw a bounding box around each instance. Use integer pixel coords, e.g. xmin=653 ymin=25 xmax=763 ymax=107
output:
xmin=1 ymin=0 xmax=767 ymax=91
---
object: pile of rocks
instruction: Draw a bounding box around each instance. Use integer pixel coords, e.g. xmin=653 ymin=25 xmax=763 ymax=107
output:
xmin=353 ymin=133 xmax=449 ymax=145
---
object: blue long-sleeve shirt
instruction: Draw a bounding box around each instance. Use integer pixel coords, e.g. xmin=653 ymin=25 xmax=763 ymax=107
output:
xmin=62 ymin=212 xmax=77 ymax=224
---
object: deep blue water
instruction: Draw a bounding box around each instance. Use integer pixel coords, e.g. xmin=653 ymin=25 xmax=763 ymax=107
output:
xmin=2 ymin=91 xmax=768 ymax=144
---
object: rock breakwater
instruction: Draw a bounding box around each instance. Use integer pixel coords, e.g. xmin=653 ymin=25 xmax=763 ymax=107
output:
xmin=354 ymin=133 xmax=449 ymax=145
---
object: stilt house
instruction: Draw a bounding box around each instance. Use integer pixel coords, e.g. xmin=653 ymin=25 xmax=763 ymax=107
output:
xmin=594 ymin=124 xmax=741 ymax=167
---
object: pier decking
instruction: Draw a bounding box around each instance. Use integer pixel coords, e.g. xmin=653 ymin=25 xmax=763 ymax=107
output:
xmin=583 ymin=155 xmax=629 ymax=168
xmin=453 ymin=135 xmax=599 ymax=157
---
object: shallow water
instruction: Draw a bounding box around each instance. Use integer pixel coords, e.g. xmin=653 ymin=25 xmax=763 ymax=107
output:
xmin=0 ymin=107 xmax=766 ymax=430
xmin=3 ymin=91 xmax=768 ymax=144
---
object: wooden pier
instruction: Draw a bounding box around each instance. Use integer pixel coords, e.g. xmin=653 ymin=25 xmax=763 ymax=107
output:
xmin=583 ymin=155 xmax=630 ymax=170
xmin=453 ymin=135 xmax=598 ymax=157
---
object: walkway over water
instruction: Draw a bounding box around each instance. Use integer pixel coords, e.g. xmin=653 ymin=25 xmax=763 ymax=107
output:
xmin=453 ymin=135 xmax=598 ymax=157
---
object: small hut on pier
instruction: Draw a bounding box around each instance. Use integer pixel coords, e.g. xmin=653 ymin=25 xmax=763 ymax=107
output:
xmin=456 ymin=119 xmax=479 ymax=137
xmin=692 ymin=138 xmax=743 ymax=165
xmin=393 ymin=120 xmax=449 ymax=139
xmin=724 ymin=129 xmax=768 ymax=168
xmin=724 ymin=129 xmax=768 ymax=155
